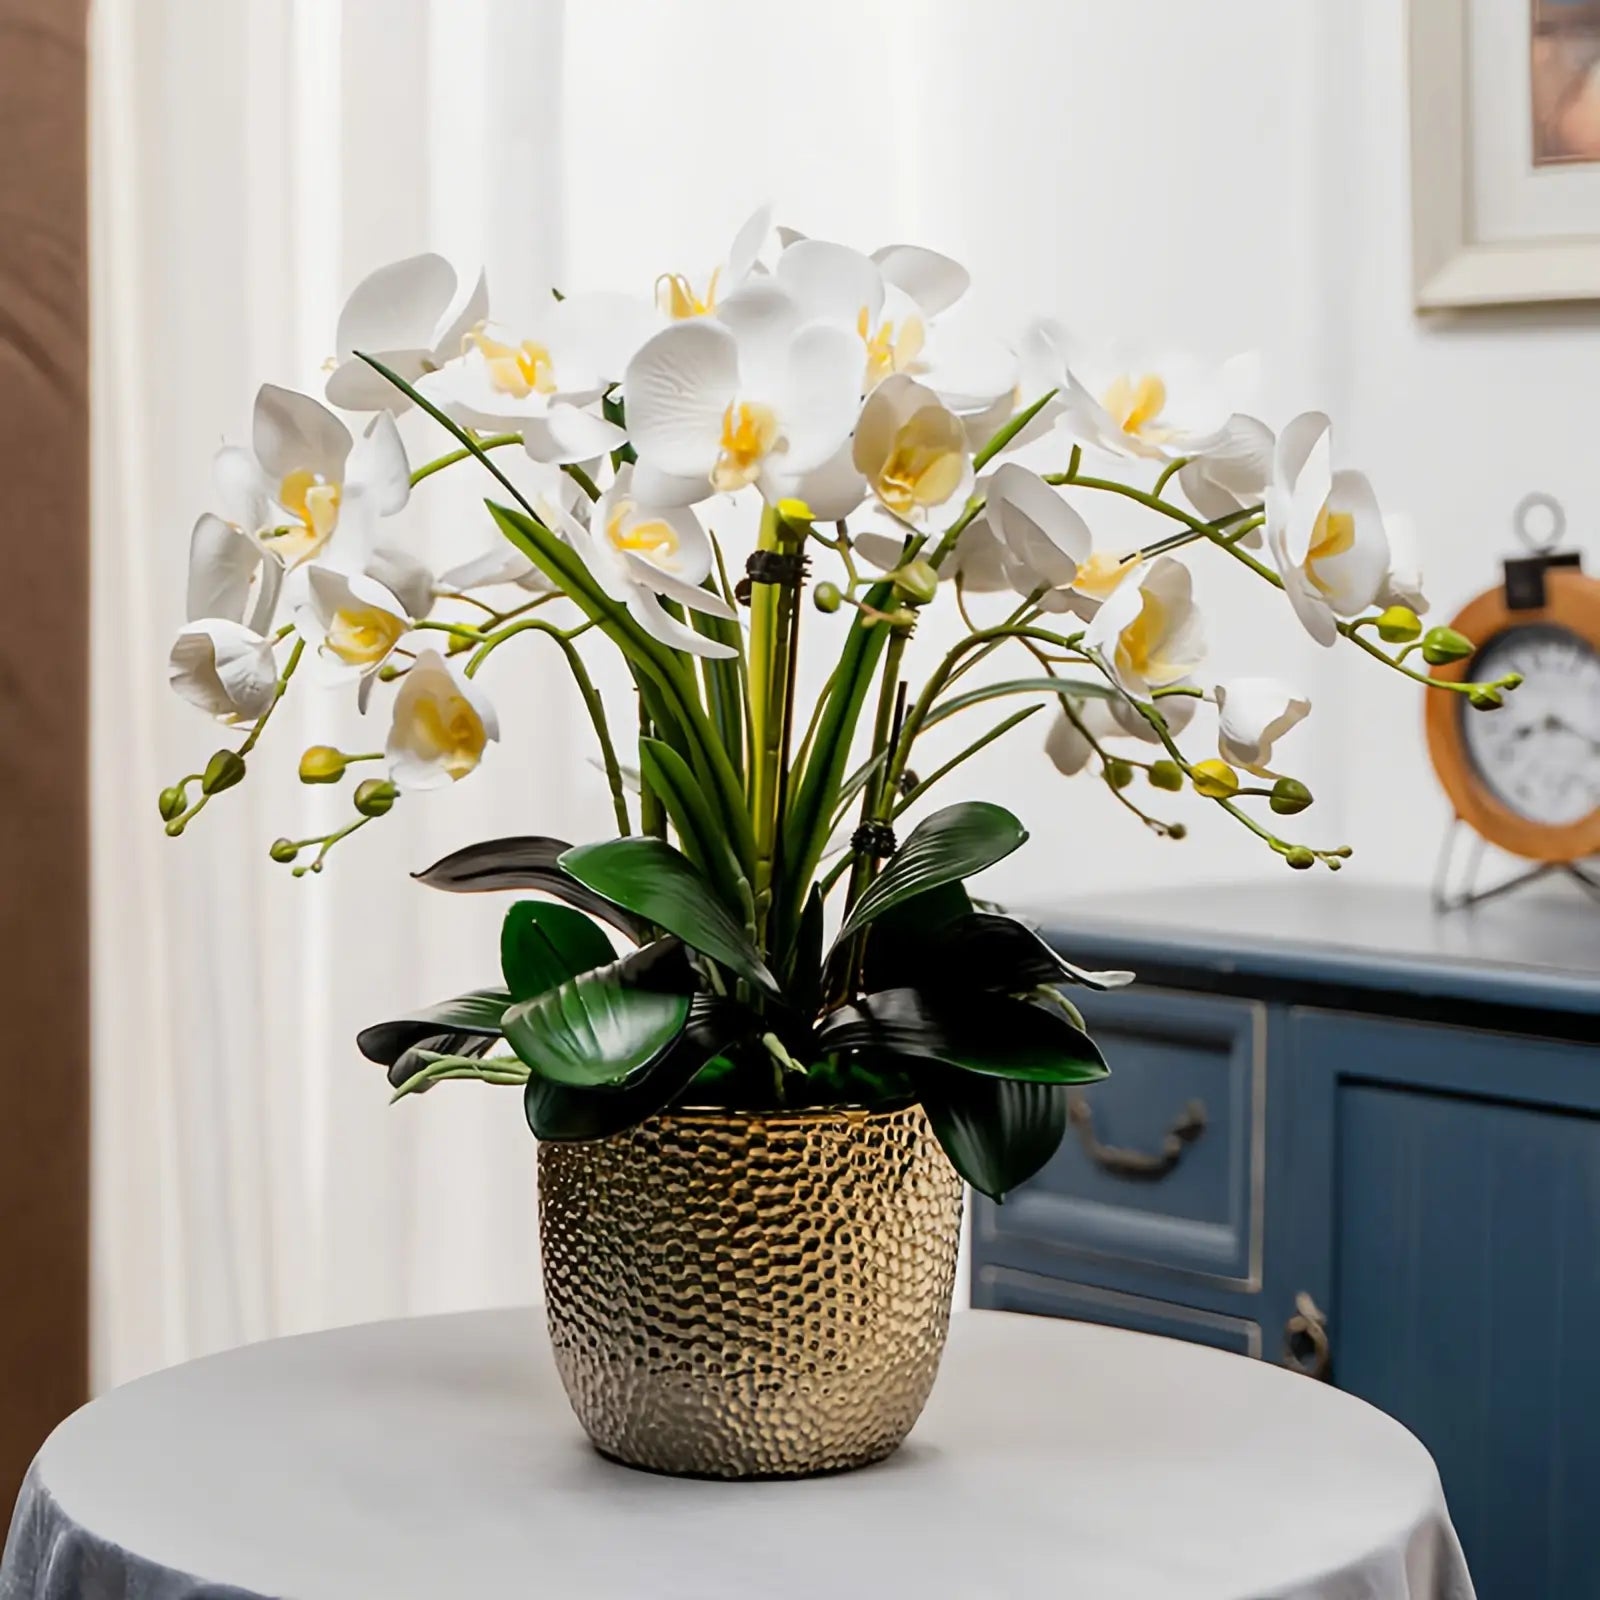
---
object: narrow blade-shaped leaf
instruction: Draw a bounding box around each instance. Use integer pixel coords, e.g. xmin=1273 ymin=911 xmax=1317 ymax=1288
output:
xmin=818 ymin=987 xmax=1108 ymax=1084
xmin=413 ymin=836 xmax=651 ymax=943
xmin=637 ymin=738 xmax=741 ymax=904
xmin=559 ymin=837 xmax=778 ymax=995
xmin=918 ymin=1066 xmax=1070 ymax=1202
xmin=837 ymin=802 xmax=1028 ymax=940
xmin=357 ymin=989 xmax=511 ymax=1068
xmin=924 ymin=677 xmax=1118 ymax=730
xmin=500 ymin=901 xmax=616 ymax=1003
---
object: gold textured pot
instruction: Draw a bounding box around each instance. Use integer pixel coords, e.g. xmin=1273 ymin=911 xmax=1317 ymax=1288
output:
xmin=537 ymin=1102 xmax=963 ymax=1479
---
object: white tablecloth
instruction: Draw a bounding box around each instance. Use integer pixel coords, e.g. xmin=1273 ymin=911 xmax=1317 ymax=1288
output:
xmin=2 ymin=1307 xmax=1473 ymax=1599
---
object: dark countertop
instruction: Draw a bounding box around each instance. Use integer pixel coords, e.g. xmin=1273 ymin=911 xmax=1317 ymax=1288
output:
xmin=1027 ymin=883 xmax=1600 ymax=1030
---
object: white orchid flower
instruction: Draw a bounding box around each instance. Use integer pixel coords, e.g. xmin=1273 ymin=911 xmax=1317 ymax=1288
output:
xmin=1024 ymin=321 xmax=1255 ymax=463
xmin=168 ymin=619 xmax=280 ymax=722
xmin=1377 ymin=512 xmax=1428 ymax=615
xmin=1083 ymin=556 xmax=1207 ymax=697
xmin=416 ymin=294 xmax=646 ymax=463
xmin=325 ymin=253 xmax=487 ymax=412
xmin=1044 ymin=685 xmax=1197 ymax=776
xmin=294 ymin=565 xmax=413 ymax=682
xmin=1177 ymin=415 xmax=1274 ymax=545
xmin=624 ymin=281 xmax=862 ymax=509
xmin=1265 ymin=413 xmax=1389 ymax=646
xmin=1215 ymin=678 xmax=1311 ymax=775
xmin=214 ymin=387 xmax=410 ymax=569
xmin=854 ymin=480 xmax=1010 ymax=593
xmin=186 ymin=512 xmax=283 ymax=636
xmin=554 ymin=466 xmax=738 ymax=659
xmin=655 ymin=204 xmax=772 ymax=320
xmin=853 ymin=374 xmax=973 ymax=525
xmin=436 ymin=463 xmax=586 ymax=596
xmin=775 ymin=238 xmax=1016 ymax=413
xmin=385 ymin=649 xmax=499 ymax=791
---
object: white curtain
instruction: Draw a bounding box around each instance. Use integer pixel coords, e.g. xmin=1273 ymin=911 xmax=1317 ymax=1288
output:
xmin=90 ymin=0 xmax=1345 ymax=1390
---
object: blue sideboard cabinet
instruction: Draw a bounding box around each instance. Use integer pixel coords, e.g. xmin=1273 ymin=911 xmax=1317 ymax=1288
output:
xmin=971 ymin=884 xmax=1600 ymax=1600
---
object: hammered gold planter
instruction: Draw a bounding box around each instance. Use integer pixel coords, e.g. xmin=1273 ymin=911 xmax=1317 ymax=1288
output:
xmin=537 ymin=1103 xmax=963 ymax=1479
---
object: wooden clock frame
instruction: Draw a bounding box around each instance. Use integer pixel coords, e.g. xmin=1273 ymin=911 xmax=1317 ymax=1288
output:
xmin=1425 ymin=567 xmax=1600 ymax=863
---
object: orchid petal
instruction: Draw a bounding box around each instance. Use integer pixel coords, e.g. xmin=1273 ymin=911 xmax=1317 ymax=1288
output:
xmin=871 ymin=244 xmax=970 ymax=317
xmin=253 ymin=384 xmax=352 ymax=485
xmin=624 ymin=319 xmax=739 ymax=479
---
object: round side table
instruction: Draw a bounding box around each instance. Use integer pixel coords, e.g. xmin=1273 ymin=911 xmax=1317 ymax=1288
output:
xmin=2 ymin=1308 xmax=1473 ymax=1599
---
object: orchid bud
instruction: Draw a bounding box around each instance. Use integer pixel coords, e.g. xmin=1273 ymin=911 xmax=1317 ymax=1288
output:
xmin=1167 ymin=822 xmax=1188 ymax=840
xmin=1104 ymin=759 xmax=1135 ymax=790
xmin=202 ymin=749 xmax=247 ymax=795
xmin=1421 ymin=626 xmax=1473 ymax=665
xmin=157 ymin=786 xmax=186 ymax=821
xmin=1191 ymin=759 xmax=1239 ymax=799
xmin=1467 ymin=685 xmax=1504 ymax=711
xmin=813 ymin=582 xmax=842 ymax=614
xmin=1284 ymin=846 xmax=1316 ymax=870
xmin=891 ymin=559 xmax=939 ymax=606
xmin=164 ymin=818 xmax=187 ymax=838
xmin=299 ymin=746 xmax=347 ymax=784
xmin=1375 ymin=605 xmax=1422 ymax=644
xmin=1148 ymin=760 xmax=1184 ymax=792
xmin=354 ymin=778 xmax=398 ymax=818
xmin=1270 ymin=777 xmax=1313 ymax=815
xmin=269 ymin=838 xmax=300 ymax=863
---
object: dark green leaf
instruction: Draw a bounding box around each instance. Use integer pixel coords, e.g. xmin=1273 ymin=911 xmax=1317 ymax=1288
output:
xmin=786 ymin=884 xmax=825 ymax=1020
xmin=637 ymin=738 xmax=742 ymax=905
xmin=524 ymin=996 xmax=745 ymax=1140
xmin=412 ymin=836 xmax=651 ymax=943
xmin=503 ymin=939 xmax=699 ymax=1088
xmin=560 ymin=837 xmax=778 ymax=995
xmin=818 ymin=987 xmax=1108 ymax=1084
xmin=357 ymin=989 xmax=510 ymax=1068
xmin=500 ymin=901 xmax=616 ymax=1003
xmin=869 ymin=909 xmax=1133 ymax=994
xmin=924 ymin=677 xmax=1117 ymax=730
xmin=918 ymin=1065 xmax=1070 ymax=1201
xmin=837 ymin=802 xmax=1028 ymax=940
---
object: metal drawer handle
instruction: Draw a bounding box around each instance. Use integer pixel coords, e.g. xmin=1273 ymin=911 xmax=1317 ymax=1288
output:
xmin=1281 ymin=1292 xmax=1332 ymax=1381
xmin=1066 ymin=1092 xmax=1206 ymax=1180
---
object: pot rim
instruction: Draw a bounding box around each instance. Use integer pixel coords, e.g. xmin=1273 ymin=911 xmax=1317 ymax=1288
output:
xmin=617 ymin=1099 xmax=921 ymax=1127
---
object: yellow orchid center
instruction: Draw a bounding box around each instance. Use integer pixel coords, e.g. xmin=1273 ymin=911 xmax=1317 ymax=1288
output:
xmin=656 ymin=267 xmax=721 ymax=320
xmin=1073 ymin=549 xmax=1134 ymax=600
xmin=1305 ymin=506 xmax=1355 ymax=596
xmin=271 ymin=470 xmax=341 ymax=564
xmin=873 ymin=408 xmax=967 ymax=519
xmin=408 ymin=690 xmax=488 ymax=781
xmin=858 ymin=305 xmax=926 ymax=388
xmin=1116 ymin=587 xmax=1171 ymax=682
xmin=713 ymin=400 xmax=780 ymax=492
xmin=326 ymin=604 xmax=405 ymax=667
xmin=467 ymin=326 xmax=557 ymax=398
xmin=605 ymin=500 xmax=681 ymax=565
xmin=1101 ymin=372 xmax=1172 ymax=442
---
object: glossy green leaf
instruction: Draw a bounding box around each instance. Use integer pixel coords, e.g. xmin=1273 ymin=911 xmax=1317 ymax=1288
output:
xmin=356 ymin=989 xmax=510 ymax=1068
xmin=917 ymin=1066 xmax=1070 ymax=1202
xmin=786 ymin=884 xmax=825 ymax=1020
xmin=500 ymin=901 xmax=616 ymax=1003
xmin=924 ymin=677 xmax=1118 ymax=730
xmin=559 ymin=837 xmax=779 ymax=995
xmin=637 ymin=738 xmax=742 ymax=906
xmin=385 ymin=1030 xmax=499 ymax=1092
xmin=817 ymin=987 xmax=1108 ymax=1084
xmin=837 ymin=802 xmax=1028 ymax=941
xmin=868 ymin=908 xmax=1133 ymax=995
xmin=504 ymin=964 xmax=690 ymax=1089
xmin=524 ymin=996 xmax=745 ymax=1140
xmin=412 ymin=836 xmax=651 ymax=943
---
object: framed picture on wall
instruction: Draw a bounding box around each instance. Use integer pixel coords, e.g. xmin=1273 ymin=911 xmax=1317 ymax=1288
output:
xmin=1411 ymin=0 xmax=1600 ymax=306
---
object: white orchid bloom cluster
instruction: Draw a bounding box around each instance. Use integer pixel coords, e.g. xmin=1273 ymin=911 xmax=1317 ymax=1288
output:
xmin=161 ymin=208 xmax=1520 ymax=878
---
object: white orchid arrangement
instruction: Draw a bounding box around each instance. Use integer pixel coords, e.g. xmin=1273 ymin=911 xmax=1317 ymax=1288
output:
xmin=161 ymin=209 xmax=1520 ymax=1198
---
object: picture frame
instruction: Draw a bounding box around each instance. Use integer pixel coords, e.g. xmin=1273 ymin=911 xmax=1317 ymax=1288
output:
xmin=1411 ymin=0 xmax=1600 ymax=308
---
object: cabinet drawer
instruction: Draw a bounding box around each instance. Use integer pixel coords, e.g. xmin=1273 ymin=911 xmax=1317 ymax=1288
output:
xmin=973 ymin=1265 xmax=1262 ymax=1357
xmin=973 ymin=987 xmax=1265 ymax=1290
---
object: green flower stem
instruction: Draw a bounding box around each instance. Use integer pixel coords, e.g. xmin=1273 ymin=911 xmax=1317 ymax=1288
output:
xmin=926 ymin=494 xmax=986 ymax=571
xmin=891 ymin=704 xmax=1042 ymax=818
xmin=1057 ymin=695 xmax=1180 ymax=839
xmin=292 ymin=814 xmax=373 ymax=877
xmin=464 ymin=617 xmax=629 ymax=836
xmin=408 ymin=433 xmax=522 ymax=487
xmin=1151 ymin=457 xmax=1190 ymax=498
xmin=562 ymin=462 xmax=602 ymax=502
xmin=638 ymin=699 xmax=665 ymax=839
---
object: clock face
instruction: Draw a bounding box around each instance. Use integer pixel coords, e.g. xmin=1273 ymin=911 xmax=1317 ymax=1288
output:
xmin=1461 ymin=623 xmax=1600 ymax=825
